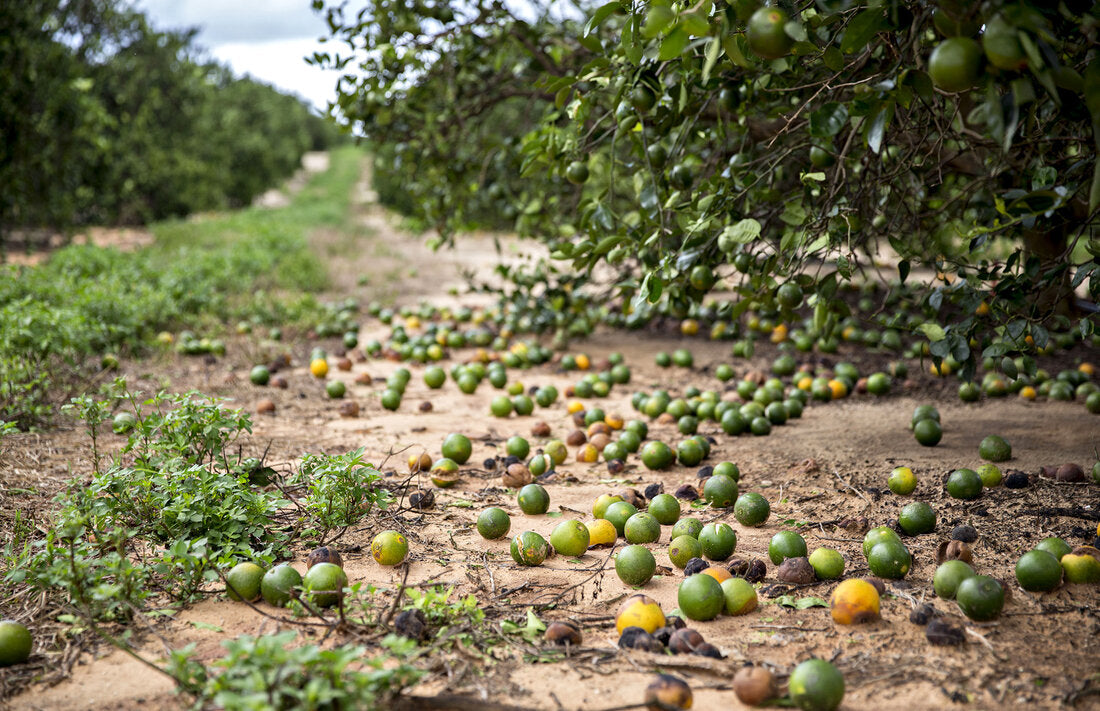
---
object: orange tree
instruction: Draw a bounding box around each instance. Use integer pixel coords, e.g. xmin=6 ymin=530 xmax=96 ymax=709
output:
xmin=316 ymin=0 xmax=1099 ymax=376
xmin=1 ymin=0 xmax=340 ymax=245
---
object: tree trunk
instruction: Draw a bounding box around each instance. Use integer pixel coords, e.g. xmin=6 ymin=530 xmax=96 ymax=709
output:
xmin=1022 ymin=226 xmax=1073 ymax=316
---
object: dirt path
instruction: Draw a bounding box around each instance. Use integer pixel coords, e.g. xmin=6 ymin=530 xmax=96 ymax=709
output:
xmin=5 ymin=154 xmax=1100 ymax=710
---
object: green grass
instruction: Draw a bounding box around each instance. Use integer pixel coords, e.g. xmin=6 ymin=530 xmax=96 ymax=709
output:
xmin=0 ymin=146 xmax=365 ymax=428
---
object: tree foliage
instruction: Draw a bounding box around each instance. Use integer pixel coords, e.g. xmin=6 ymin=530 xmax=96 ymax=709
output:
xmin=317 ymin=0 xmax=1099 ymax=370
xmin=0 ymin=0 xmax=342 ymax=245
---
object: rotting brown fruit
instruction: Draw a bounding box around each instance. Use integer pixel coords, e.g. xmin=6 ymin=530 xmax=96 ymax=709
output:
xmin=588 ymin=421 xmax=611 ymax=437
xmin=684 ymin=558 xmax=709 ymax=576
xmin=619 ymin=627 xmax=664 ymax=652
xmin=644 ymin=674 xmax=693 ymax=711
xmin=925 ymin=617 xmax=965 ymax=646
xmin=950 ymin=525 xmax=978 ymax=543
xmin=531 ymin=421 xmax=551 ymax=438
xmin=668 ymin=628 xmax=704 ymax=654
xmin=937 ymin=540 xmax=974 ymax=564
xmin=338 ymin=400 xmax=360 ymax=418
xmin=837 ymin=516 xmax=869 ymax=533
xmin=256 ymin=399 xmax=276 ymax=415
xmin=409 ymin=489 xmax=435 ymax=510
xmin=674 ymin=484 xmax=700 ymax=500
xmin=777 ymin=557 xmax=816 ymax=584
xmin=693 ymin=642 xmax=722 ymax=659
xmin=306 ymin=546 xmax=343 ymax=570
xmin=618 ymin=488 xmax=646 ymax=509
xmin=1055 ymin=463 xmax=1085 ymax=482
xmin=744 ymin=559 xmax=768 ymax=583
xmin=502 ymin=463 xmax=533 ymax=488
xmin=589 ymin=433 xmax=611 ymax=452
xmin=732 ymin=665 xmax=777 ymax=706
xmin=909 ymin=603 xmax=936 ymax=625
xmin=544 ymin=621 xmax=582 ymax=646
xmin=726 ymin=557 xmax=750 ymax=576
xmin=394 ymin=609 xmax=428 ymax=641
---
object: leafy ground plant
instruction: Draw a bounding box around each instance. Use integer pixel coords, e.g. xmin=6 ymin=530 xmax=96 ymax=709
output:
xmin=6 ymin=388 xmax=291 ymax=622
xmin=62 ymin=389 xmax=290 ymax=563
xmin=296 ymin=448 xmax=392 ymax=544
xmin=168 ymin=631 xmax=423 ymax=711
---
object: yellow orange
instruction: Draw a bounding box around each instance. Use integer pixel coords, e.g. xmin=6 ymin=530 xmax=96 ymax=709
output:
xmin=587 ymin=519 xmax=617 ymax=547
xmin=616 ymin=594 xmax=665 ymax=634
xmin=702 ymin=566 xmax=732 ymax=583
xmin=830 ymin=578 xmax=881 ymax=625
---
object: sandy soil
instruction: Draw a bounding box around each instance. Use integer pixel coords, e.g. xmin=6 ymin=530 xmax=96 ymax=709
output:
xmin=3 ymin=154 xmax=1100 ymax=711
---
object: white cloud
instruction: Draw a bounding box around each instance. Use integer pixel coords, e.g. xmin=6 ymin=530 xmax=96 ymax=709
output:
xmin=211 ymin=37 xmax=342 ymax=111
xmin=135 ymin=0 xmax=327 ymax=44
xmin=134 ymin=0 xmax=340 ymax=110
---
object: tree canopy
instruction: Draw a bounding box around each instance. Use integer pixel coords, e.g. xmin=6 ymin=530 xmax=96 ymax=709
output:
xmin=1 ymin=0 xmax=341 ymax=247
xmin=316 ymin=0 xmax=1098 ymax=374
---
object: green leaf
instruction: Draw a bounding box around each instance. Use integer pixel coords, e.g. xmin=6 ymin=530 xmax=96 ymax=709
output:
xmin=918 ymin=323 xmax=946 ymax=342
xmin=823 ymin=46 xmax=844 ymax=72
xmin=592 ymin=234 xmax=622 ymax=256
xmin=659 ymin=27 xmax=689 ymax=60
xmin=866 ymin=103 xmax=892 ymax=154
xmin=577 ymin=34 xmax=603 ymax=53
xmin=639 ymin=184 xmax=660 ymax=217
xmin=622 ymin=15 xmax=642 ymax=64
xmin=841 ymin=9 xmax=884 ymax=54
xmin=780 ymin=201 xmax=807 ymax=226
xmin=771 ymin=595 xmax=827 ymax=609
xmin=643 ymin=4 xmax=676 ymax=38
xmin=584 ymin=1 xmax=622 ymax=37
xmin=723 ymin=34 xmax=753 ymax=69
xmin=1020 ymin=34 xmax=1059 ymax=102
xmin=643 ymin=273 xmax=664 ymax=304
xmin=189 ymin=620 xmax=223 ymax=632
xmin=783 ymin=21 xmax=808 ymax=43
xmin=1091 ymin=157 xmax=1100 ymax=214
xmin=809 ymin=103 xmax=848 ymax=139
xmin=907 ymin=70 xmax=934 ymax=102
xmin=794 ymin=596 xmax=828 ymax=610
xmin=719 ymin=218 xmax=761 ymax=245
xmin=592 ymin=204 xmax=615 ymax=232
xmin=780 ymin=229 xmax=805 ymax=253
xmin=1030 ymin=323 xmax=1049 ymax=349
xmin=702 ymin=37 xmax=721 ymax=83
xmin=682 ymin=11 xmax=710 ymax=37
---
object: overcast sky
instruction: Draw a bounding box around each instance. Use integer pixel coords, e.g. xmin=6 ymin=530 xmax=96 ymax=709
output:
xmin=134 ymin=0 xmax=341 ymax=111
